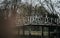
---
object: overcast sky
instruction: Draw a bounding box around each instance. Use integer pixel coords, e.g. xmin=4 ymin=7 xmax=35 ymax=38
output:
xmin=0 ymin=0 xmax=4 ymax=3
xmin=0 ymin=0 xmax=60 ymax=17
xmin=22 ymin=0 xmax=60 ymax=14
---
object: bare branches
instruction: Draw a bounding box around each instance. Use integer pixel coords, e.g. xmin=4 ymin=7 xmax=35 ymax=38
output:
xmin=38 ymin=0 xmax=58 ymax=14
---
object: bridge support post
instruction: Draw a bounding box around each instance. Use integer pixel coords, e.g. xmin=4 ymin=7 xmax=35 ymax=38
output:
xmin=42 ymin=26 xmax=44 ymax=38
xmin=48 ymin=26 xmax=50 ymax=38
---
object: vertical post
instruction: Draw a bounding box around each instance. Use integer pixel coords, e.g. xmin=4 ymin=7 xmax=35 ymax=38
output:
xmin=23 ymin=26 xmax=25 ymax=38
xmin=48 ymin=26 xmax=50 ymax=38
xmin=56 ymin=18 xmax=58 ymax=38
xmin=29 ymin=25 xmax=31 ymax=38
xmin=42 ymin=26 xmax=44 ymax=38
xmin=18 ymin=26 xmax=20 ymax=38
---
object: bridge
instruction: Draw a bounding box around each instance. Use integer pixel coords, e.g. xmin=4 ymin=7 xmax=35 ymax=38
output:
xmin=23 ymin=15 xmax=60 ymax=26
xmin=16 ymin=15 xmax=60 ymax=38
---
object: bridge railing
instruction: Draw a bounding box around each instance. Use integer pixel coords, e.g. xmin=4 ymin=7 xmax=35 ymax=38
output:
xmin=23 ymin=16 xmax=60 ymax=25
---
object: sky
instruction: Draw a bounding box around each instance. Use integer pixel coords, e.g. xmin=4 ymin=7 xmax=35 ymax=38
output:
xmin=0 ymin=0 xmax=60 ymax=17
xmin=0 ymin=0 xmax=4 ymax=3
xmin=21 ymin=0 xmax=60 ymax=13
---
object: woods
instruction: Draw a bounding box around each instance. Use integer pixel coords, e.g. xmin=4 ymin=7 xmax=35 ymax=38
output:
xmin=0 ymin=0 xmax=60 ymax=38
